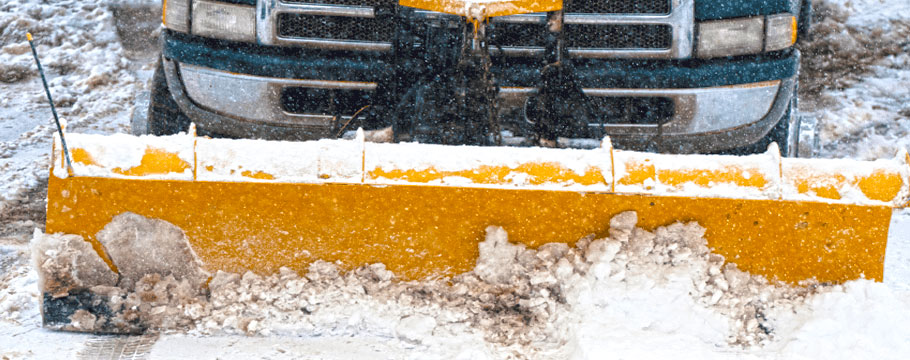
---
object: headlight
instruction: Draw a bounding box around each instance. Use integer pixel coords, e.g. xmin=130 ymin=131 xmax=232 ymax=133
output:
xmin=696 ymin=17 xmax=764 ymax=58
xmin=765 ymin=14 xmax=797 ymax=52
xmin=192 ymin=0 xmax=257 ymax=43
xmin=163 ymin=0 xmax=190 ymax=33
xmin=696 ymin=13 xmax=797 ymax=58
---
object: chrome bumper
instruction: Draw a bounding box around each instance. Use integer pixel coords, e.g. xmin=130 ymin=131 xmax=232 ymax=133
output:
xmin=164 ymin=59 xmax=367 ymax=139
xmin=165 ymin=59 xmax=794 ymax=152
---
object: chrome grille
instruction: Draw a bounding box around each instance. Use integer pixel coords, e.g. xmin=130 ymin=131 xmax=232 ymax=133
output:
xmin=261 ymin=0 xmax=693 ymax=58
xmin=277 ymin=13 xmax=393 ymax=42
xmin=490 ymin=0 xmax=693 ymax=59
xmin=567 ymin=0 xmax=671 ymax=15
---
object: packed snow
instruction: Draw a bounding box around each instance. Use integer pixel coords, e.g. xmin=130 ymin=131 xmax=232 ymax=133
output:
xmin=2 ymin=0 xmax=910 ymax=359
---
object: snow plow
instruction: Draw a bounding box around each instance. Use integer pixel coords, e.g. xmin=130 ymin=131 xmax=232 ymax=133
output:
xmin=31 ymin=0 xmax=909 ymax=334
xmin=37 ymin=129 xmax=908 ymax=332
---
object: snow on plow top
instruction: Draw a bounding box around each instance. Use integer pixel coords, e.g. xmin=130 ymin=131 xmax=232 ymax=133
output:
xmin=51 ymin=130 xmax=910 ymax=207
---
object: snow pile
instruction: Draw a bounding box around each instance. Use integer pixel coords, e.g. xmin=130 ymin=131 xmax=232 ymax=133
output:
xmin=18 ymin=210 xmax=910 ymax=357
xmin=765 ymin=281 xmax=910 ymax=358
xmin=54 ymin=132 xmax=196 ymax=179
xmin=0 ymin=247 xmax=37 ymax=324
xmin=95 ymin=213 xmax=210 ymax=290
xmin=802 ymin=0 xmax=910 ymax=159
xmin=886 ymin=209 xmax=910 ymax=290
xmin=612 ymin=147 xmax=781 ymax=199
xmin=197 ymin=136 xmax=364 ymax=184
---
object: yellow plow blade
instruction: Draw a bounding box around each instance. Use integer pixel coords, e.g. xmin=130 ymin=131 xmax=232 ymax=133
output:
xmin=46 ymin=132 xmax=909 ymax=284
xmin=400 ymin=0 xmax=562 ymax=19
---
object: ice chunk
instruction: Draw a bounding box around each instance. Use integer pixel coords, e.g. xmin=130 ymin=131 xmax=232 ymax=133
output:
xmin=474 ymin=226 xmax=525 ymax=285
xmin=96 ymin=212 xmax=210 ymax=290
xmin=396 ymin=314 xmax=437 ymax=344
xmin=30 ymin=229 xmax=117 ymax=297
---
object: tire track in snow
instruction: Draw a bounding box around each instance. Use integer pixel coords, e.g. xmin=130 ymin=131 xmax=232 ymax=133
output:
xmin=76 ymin=334 xmax=159 ymax=360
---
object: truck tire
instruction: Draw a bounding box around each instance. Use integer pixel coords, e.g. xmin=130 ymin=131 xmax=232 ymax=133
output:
xmin=766 ymin=102 xmax=800 ymax=157
xmin=798 ymin=0 xmax=813 ymax=42
xmin=730 ymin=95 xmax=800 ymax=157
xmin=147 ymin=60 xmax=192 ymax=135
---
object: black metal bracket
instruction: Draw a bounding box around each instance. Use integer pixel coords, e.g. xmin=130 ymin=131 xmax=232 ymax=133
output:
xmin=528 ymin=4 xmax=605 ymax=144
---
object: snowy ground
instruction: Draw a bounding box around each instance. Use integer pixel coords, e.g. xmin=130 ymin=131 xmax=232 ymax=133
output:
xmin=2 ymin=0 xmax=910 ymax=359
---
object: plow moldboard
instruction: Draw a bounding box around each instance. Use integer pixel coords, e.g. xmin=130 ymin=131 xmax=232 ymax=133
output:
xmin=47 ymin=175 xmax=890 ymax=284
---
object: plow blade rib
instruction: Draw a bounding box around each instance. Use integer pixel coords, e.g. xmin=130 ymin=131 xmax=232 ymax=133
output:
xmin=46 ymin=132 xmax=909 ymax=284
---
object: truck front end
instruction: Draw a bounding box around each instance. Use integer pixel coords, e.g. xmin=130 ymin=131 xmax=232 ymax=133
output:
xmin=155 ymin=0 xmax=807 ymax=154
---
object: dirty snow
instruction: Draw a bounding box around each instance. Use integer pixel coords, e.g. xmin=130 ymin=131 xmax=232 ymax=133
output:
xmin=1 ymin=0 xmax=910 ymax=359
xmin=801 ymin=0 xmax=910 ymax=160
xmin=0 ymin=0 xmax=145 ymax=203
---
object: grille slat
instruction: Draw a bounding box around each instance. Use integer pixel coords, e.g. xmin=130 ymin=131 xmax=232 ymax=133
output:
xmin=276 ymin=1 xmax=677 ymax=54
xmin=277 ymin=13 xmax=393 ymax=42
xmin=567 ymin=0 xmax=671 ymax=14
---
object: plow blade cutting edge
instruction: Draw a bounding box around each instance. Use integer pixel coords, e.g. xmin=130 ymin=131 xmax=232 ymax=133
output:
xmin=40 ymin=130 xmax=908 ymax=330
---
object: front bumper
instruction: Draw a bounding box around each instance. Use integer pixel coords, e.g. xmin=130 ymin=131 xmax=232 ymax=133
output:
xmin=162 ymin=30 xmax=799 ymax=153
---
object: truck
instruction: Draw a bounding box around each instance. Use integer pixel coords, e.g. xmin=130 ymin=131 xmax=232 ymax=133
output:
xmin=41 ymin=1 xmax=910 ymax=335
xmin=146 ymin=0 xmax=812 ymax=155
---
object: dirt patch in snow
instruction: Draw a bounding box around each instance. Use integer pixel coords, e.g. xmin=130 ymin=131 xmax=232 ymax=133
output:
xmin=0 ymin=179 xmax=46 ymax=243
xmin=109 ymin=0 xmax=160 ymax=59
xmin=797 ymin=0 xmax=910 ymax=159
xmin=0 ymin=0 xmax=149 ymax=205
xmin=799 ymin=0 xmax=910 ymax=97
